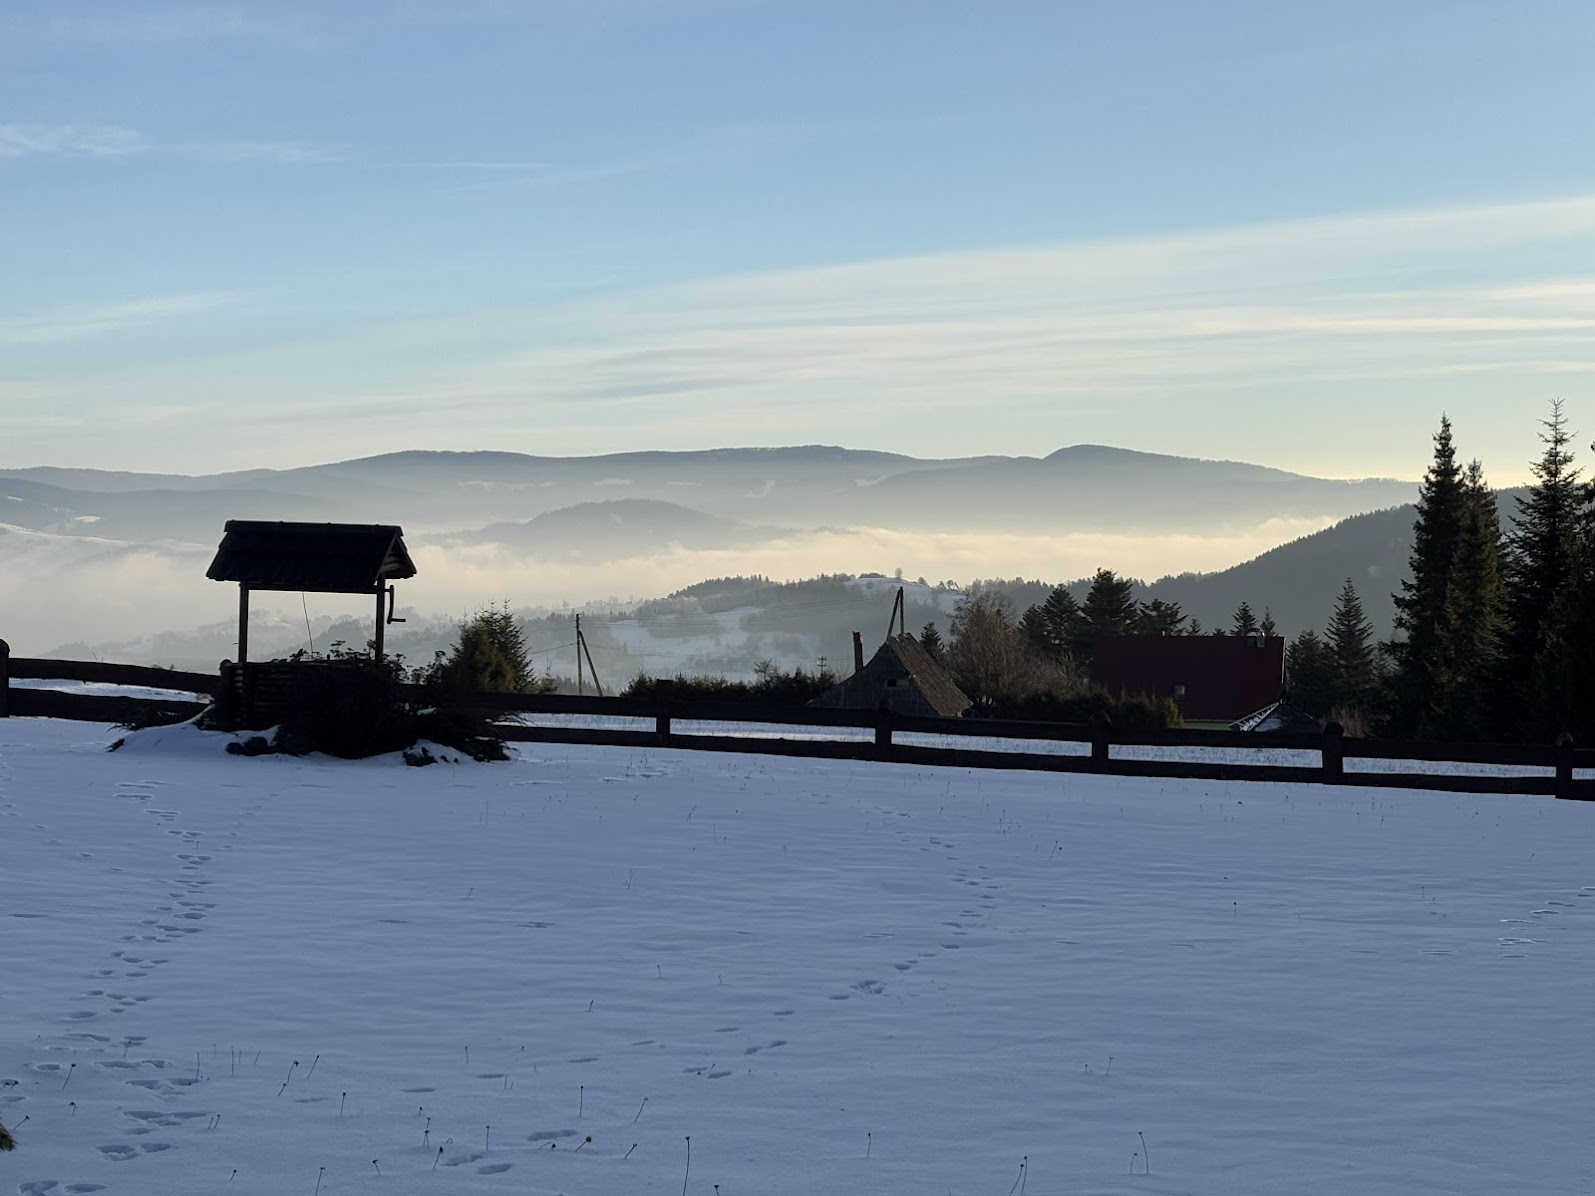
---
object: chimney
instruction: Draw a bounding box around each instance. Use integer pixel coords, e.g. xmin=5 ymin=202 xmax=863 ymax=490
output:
xmin=853 ymin=631 xmax=865 ymax=674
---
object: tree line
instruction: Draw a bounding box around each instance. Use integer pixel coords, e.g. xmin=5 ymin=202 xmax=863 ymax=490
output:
xmin=1377 ymin=401 xmax=1593 ymax=742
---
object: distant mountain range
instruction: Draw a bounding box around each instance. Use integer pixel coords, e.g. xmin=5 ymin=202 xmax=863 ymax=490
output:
xmin=2 ymin=444 xmax=1414 ymax=543
xmin=0 ymin=443 xmax=1438 ymax=666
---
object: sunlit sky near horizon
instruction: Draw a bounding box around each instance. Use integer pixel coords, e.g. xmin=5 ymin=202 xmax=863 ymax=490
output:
xmin=4 ymin=0 xmax=1594 ymax=484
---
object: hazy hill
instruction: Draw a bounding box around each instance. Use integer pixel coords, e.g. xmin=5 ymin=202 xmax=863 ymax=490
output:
xmin=1 ymin=444 xmax=1413 ymax=541
xmin=436 ymin=499 xmax=791 ymax=558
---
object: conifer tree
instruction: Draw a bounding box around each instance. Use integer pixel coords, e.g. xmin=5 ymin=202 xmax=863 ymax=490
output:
xmin=449 ymin=602 xmax=534 ymax=693
xmin=1326 ymin=579 xmax=1377 ymax=714
xmin=1260 ymin=608 xmax=1278 ymax=639
xmin=1388 ymin=415 xmax=1468 ymax=736
xmin=920 ymin=621 xmax=945 ymax=662
xmin=1287 ymin=629 xmax=1334 ymax=717
xmin=1434 ymin=461 xmax=1508 ymax=740
xmin=1188 ymin=618 xmax=1203 ymax=636
xmin=1021 ymin=585 xmax=1084 ymax=659
xmin=1073 ymin=569 xmax=1137 ymax=661
xmin=1134 ymin=598 xmax=1186 ymax=636
xmin=1231 ymin=601 xmax=1260 ymax=637
xmin=1502 ymin=401 xmax=1583 ymax=737
xmin=1042 ymin=585 xmax=1084 ymax=647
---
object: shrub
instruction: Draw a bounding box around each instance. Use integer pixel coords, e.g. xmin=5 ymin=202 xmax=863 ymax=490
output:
xmin=621 ymin=664 xmax=836 ymax=706
xmin=437 ymin=603 xmax=556 ymax=694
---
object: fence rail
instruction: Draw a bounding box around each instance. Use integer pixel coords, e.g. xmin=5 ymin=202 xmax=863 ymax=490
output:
xmin=1 ymin=642 xmax=1588 ymax=799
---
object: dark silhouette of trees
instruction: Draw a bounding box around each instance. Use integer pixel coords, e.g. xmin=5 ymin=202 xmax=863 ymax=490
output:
xmin=1326 ymin=579 xmax=1377 ymax=715
xmin=1387 ymin=415 xmax=1468 ymax=737
xmin=1231 ymin=601 xmax=1260 ymax=637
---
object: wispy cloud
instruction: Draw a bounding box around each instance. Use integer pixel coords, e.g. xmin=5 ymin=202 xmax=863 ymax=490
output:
xmin=15 ymin=192 xmax=1595 ymax=482
xmin=0 ymin=122 xmax=143 ymax=159
xmin=0 ymin=294 xmax=242 ymax=346
xmin=180 ymin=138 xmax=340 ymax=165
xmin=37 ymin=5 xmax=323 ymax=48
xmin=0 ymin=121 xmax=338 ymax=166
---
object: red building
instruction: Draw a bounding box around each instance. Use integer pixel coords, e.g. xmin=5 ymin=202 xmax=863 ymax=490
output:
xmin=1090 ymin=635 xmax=1286 ymax=724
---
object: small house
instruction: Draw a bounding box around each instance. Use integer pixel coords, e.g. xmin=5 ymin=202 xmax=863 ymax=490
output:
xmin=1090 ymin=634 xmax=1285 ymax=725
xmin=812 ymin=632 xmax=972 ymax=718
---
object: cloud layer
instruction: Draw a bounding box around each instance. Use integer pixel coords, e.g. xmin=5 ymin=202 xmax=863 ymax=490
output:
xmin=7 ymin=192 xmax=1595 ymax=479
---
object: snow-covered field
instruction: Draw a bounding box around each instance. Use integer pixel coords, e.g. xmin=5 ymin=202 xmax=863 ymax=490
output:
xmin=3 ymin=716 xmax=1593 ymax=1195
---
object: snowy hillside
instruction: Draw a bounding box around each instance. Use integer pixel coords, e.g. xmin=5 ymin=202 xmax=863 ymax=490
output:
xmin=3 ymin=719 xmax=1592 ymax=1194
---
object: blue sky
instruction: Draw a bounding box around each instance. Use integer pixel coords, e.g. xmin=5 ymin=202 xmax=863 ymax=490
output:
xmin=3 ymin=0 xmax=1593 ymax=481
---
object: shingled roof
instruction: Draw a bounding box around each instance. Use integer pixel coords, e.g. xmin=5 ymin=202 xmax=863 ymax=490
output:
xmin=206 ymin=521 xmax=416 ymax=594
xmin=812 ymin=633 xmax=972 ymax=718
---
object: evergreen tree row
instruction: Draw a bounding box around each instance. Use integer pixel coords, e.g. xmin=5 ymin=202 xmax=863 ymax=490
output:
xmin=1384 ymin=401 xmax=1594 ymax=742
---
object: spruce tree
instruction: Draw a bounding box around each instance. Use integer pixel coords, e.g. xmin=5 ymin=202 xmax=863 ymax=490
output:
xmin=1231 ymin=601 xmax=1260 ymax=637
xmin=1019 ymin=604 xmax=1052 ymax=653
xmin=1022 ymin=585 xmax=1083 ymax=659
xmin=1134 ymin=598 xmax=1187 ymax=636
xmin=1502 ymin=401 xmax=1583 ymax=737
xmin=1287 ymin=629 xmax=1335 ymax=718
xmin=1260 ymin=608 xmax=1278 ymax=639
xmin=1042 ymin=585 xmax=1084 ymax=650
xmin=1434 ymin=461 xmax=1508 ymax=740
xmin=1073 ymin=569 xmax=1137 ymax=661
xmin=1326 ymin=579 xmax=1376 ymax=714
xmin=1388 ymin=415 xmax=1468 ymax=737
xmin=920 ymin=621 xmax=945 ymax=662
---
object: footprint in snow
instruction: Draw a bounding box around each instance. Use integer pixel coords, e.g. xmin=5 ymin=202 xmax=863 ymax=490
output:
xmin=478 ymin=1162 xmax=513 ymax=1174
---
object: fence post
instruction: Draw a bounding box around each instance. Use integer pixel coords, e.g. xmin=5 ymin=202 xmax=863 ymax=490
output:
xmin=0 ymin=638 xmax=9 ymax=718
xmin=1555 ymin=732 xmax=1576 ymax=800
xmin=1322 ymin=721 xmax=1344 ymax=784
xmin=875 ymin=698 xmax=893 ymax=759
xmin=656 ymin=679 xmax=674 ymax=746
xmin=1089 ymin=713 xmax=1111 ymax=770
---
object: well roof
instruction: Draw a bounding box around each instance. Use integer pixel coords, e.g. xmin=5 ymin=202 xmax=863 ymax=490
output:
xmin=206 ymin=520 xmax=416 ymax=594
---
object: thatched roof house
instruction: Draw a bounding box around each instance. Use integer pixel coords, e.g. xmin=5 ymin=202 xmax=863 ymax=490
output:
xmin=812 ymin=633 xmax=972 ymax=718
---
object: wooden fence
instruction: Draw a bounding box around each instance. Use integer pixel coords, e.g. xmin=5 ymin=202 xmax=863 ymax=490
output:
xmin=1 ymin=641 xmax=1589 ymax=799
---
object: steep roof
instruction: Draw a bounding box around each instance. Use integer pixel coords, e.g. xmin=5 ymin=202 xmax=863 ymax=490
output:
xmin=1233 ymin=701 xmax=1320 ymax=733
xmin=206 ymin=521 xmax=416 ymax=593
xmin=812 ymin=633 xmax=972 ymax=718
xmin=1090 ymin=634 xmax=1285 ymax=723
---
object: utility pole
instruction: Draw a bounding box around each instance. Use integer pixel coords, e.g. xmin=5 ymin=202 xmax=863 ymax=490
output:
xmin=576 ymin=613 xmax=583 ymax=696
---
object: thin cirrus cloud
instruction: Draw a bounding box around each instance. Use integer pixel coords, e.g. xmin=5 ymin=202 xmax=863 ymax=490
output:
xmin=0 ymin=121 xmax=336 ymax=165
xmin=0 ymin=294 xmax=243 ymax=346
xmin=0 ymin=122 xmax=143 ymax=159
xmin=10 ymin=190 xmax=1595 ymax=477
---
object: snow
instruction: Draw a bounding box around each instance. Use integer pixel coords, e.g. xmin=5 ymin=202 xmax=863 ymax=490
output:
xmin=3 ymin=716 xmax=1594 ymax=1194
xmin=10 ymin=679 xmax=209 ymax=703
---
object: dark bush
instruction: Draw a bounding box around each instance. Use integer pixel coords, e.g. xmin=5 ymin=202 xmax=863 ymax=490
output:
xmin=621 ymin=663 xmax=836 ymax=707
